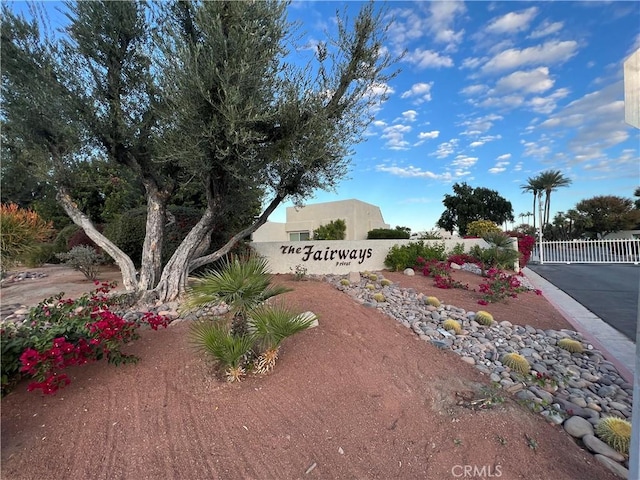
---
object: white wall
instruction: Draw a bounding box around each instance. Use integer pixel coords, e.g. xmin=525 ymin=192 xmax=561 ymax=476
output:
xmin=252 ymin=222 xmax=287 ymax=242
xmin=251 ymin=238 xmax=512 ymax=275
xmin=604 ymin=230 xmax=640 ymax=240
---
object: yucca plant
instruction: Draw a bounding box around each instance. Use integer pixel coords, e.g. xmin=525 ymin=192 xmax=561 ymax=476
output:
xmin=189 ymin=321 xmax=255 ymax=382
xmin=183 ymin=254 xmax=292 ymax=335
xmin=248 ymin=303 xmax=317 ymax=374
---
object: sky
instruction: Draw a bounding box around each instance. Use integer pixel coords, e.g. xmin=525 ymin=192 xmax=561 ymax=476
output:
xmin=8 ymin=1 xmax=640 ymax=234
xmin=273 ymin=0 xmax=640 ymax=233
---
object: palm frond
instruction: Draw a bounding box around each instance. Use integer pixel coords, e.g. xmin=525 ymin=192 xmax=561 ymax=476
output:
xmin=248 ymin=303 xmax=316 ymax=350
xmin=189 ymin=320 xmax=255 ymax=368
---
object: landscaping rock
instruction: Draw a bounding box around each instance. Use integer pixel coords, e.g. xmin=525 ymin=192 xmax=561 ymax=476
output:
xmin=582 ymin=435 xmax=626 ymax=462
xmin=563 ymin=416 xmax=594 ymax=439
xmin=593 ymin=454 xmax=629 ymax=479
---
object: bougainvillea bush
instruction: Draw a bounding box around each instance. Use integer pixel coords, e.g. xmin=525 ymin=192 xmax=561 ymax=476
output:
xmin=416 ymin=257 xmax=470 ymax=290
xmin=477 ymin=267 xmax=542 ymax=305
xmin=0 ymin=282 xmax=169 ymax=396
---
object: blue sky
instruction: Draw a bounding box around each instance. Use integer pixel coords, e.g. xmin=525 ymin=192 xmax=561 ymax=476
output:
xmin=274 ymin=1 xmax=640 ymax=233
xmin=9 ymin=1 xmax=640 ymax=234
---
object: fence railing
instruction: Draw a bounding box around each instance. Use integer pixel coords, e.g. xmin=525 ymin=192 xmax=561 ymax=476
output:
xmin=532 ymin=238 xmax=640 ymax=264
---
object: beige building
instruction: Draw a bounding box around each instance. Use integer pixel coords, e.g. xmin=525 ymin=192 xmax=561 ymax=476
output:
xmin=252 ymin=199 xmax=389 ymax=242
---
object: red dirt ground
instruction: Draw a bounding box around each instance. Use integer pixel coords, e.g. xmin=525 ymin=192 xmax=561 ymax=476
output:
xmin=0 ymin=267 xmax=619 ymax=479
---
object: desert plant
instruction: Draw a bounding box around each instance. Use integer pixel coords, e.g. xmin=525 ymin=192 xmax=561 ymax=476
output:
xmin=467 ymin=220 xmax=501 ymax=238
xmin=290 ymin=264 xmax=307 ymax=281
xmin=183 ymin=254 xmax=291 ymax=335
xmin=368 ymin=274 xmax=378 ymax=281
xmin=474 ymin=311 xmax=494 ymax=326
xmin=502 ymin=353 xmax=530 ymax=375
xmin=56 ymin=245 xmax=104 ymax=280
xmin=189 ymin=321 xmax=255 ymax=382
xmin=339 ymin=279 xmax=350 ymax=286
xmin=372 ymin=293 xmax=385 ymax=302
xmin=443 ymin=319 xmax=461 ymax=334
xmin=1 ymin=203 xmax=53 ymax=274
xmin=384 ymin=241 xmax=447 ymax=271
xmin=365 ymin=283 xmax=375 ymax=290
xmin=248 ymin=304 xmax=316 ymax=374
xmin=380 ymin=279 xmax=392 ymax=287
xmin=595 ymin=417 xmax=631 ymax=455
xmin=425 ymin=296 xmax=441 ymax=307
xmin=557 ymin=338 xmax=584 ymax=354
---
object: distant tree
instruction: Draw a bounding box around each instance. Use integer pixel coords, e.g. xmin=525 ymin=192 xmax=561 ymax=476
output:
xmin=437 ymin=183 xmax=514 ymax=236
xmin=536 ymin=170 xmax=572 ymax=226
xmin=547 ymin=209 xmax=586 ymax=240
xmin=466 ymin=219 xmax=501 ymax=238
xmin=367 ymin=227 xmax=410 ymax=239
xmin=313 ymin=219 xmax=346 ymax=240
xmin=575 ymin=195 xmax=640 ymax=238
xmin=634 ymin=187 xmax=640 ymax=210
xmin=520 ymin=177 xmax=544 ymax=230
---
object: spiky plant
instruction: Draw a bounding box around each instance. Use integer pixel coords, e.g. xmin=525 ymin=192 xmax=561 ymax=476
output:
xmin=425 ymin=296 xmax=441 ymax=307
xmin=557 ymin=338 xmax=584 ymax=353
xmin=443 ymin=319 xmax=462 ymax=335
xmin=474 ymin=310 xmax=494 ymax=326
xmin=248 ymin=303 xmax=317 ymax=374
xmin=595 ymin=417 xmax=631 ymax=455
xmin=380 ymin=279 xmax=392 ymax=287
xmin=502 ymin=353 xmax=530 ymax=375
xmin=368 ymin=274 xmax=378 ymax=281
xmin=372 ymin=293 xmax=385 ymax=302
xmin=182 ymin=254 xmax=292 ymax=335
xmin=189 ymin=321 xmax=255 ymax=382
xmin=365 ymin=283 xmax=375 ymax=290
xmin=340 ymin=279 xmax=350 ymax=286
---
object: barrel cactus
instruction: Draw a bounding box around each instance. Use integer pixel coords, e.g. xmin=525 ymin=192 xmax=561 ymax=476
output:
xmin=365 ymin=283 xmax=375 ymax=290
xmin=595 ymin=417 xmax=631 ymax=455
xmin=372 ymin=293 xmax=386 ymax=302
xmin=502 ymin=353 xmax=530 ymax=375
xmin=557 ymin=338 xmax=584 ymax=353
xmin=425 ymin=296 xmax=441 ymax=307
xmin=380 ymin=279 xmax=392 ymax=287
xmin=368 ymin=274 xmax=378 ymax=281
xmin=443 ymin=319 xmax=462 ymax=335
xmin=339 ymin=279 xmax=350 ymax=286
xmin=474 ymin=310 xmax=494 ymax=326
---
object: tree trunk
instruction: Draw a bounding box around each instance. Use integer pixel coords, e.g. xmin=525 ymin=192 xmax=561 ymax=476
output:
xmin=532 ymin=194 xmax=537 ymax=230
xmin=137 ymin=183 xmax=170 ymax=290
xmin=56 ymin=187 xmax=138 ymax=291
xmin=151 ymin=207 xmax=216 ymax=302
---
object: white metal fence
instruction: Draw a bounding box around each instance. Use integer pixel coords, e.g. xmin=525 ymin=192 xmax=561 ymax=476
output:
xmin=532 ymin=239 xmax=640 ymax=264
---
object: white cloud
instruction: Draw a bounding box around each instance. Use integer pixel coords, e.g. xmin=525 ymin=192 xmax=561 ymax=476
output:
xmin=452 ymin=155 xmax=478 ymax=168
xmin=495 ymin=67 xmax=554 ymax=94
xmin=496 ymin=153 xmax=512 ymax=161
xmin=486 ymin=7 xmax=538 ymax=35
xmin=460 ymin=84 xmax=488 ymax=96
xmin=401 ymin=82 xmax=434 ymax=103
xmin=405 ymin=48 xmax=454 ymax=69
xmin=372 ymin=120 xmax=387 ymax=128
xmin=529 ymin=20 xmax=563 ymax=39
xmin=513 ymin=162 xmax=523 ymax=171
xmin=478 ymin=94 xmax=525 ymax=109
xmin=527 ymin=87 xmax=570 ymax=114
xmin=481 ymin=40 xmax=578 ymax=74
xmin=458 ymin=114 xmax=503 ymax=135
xmin=381 ymin=124 xmax=412 ymax=150
xmin=376 ymin=164 xmax=453 ymax=182
xmin=431 ymin=139 xmax=459 ymax=158
xmin=428 ymin=1 xmax=466 ymax=47
xmin=402 ymin=110 xmax=418 ymax=122
xmin=488 ymin=160 xmax=510 ymax=174
xmin=418 ymin=131 xmax=440 ymax=140
xmin=461 ymin=57 xmax=484 ymax=70
xmin=468 ymin=135 xmax=502 ymax=148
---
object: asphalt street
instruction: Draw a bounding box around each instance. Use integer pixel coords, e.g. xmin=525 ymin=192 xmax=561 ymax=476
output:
xmin=527 ymin=263 xmax=639 ymax=342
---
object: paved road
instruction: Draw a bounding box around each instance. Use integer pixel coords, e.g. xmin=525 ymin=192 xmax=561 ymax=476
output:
xmin=527 ymin=264 xmax=639 ymax=342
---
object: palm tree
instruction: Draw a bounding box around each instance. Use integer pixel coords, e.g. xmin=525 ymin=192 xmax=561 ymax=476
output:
xmin=520 ymin=177 xmax=545 ymax=230
xmin=537 ymin=170 xmax=572 ymax=226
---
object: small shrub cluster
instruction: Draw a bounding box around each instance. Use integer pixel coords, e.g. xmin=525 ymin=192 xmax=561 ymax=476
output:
xmin=417 ymin=257 xmax=470 ymax=290
xmin=1 ymin=282 xmax=169 ymax=395
xmin=384 ymin=241 xmax=446 ymax=271
xmin=367 ymin=228 xmax=410 ymax=239
xmin=466 ymin=220 xmax=501 ymax=238
xmin=1 ymin=203 xmax=53 ymax=274
xmin=477 ymin=267 xmax=542 ymax=305
xmin=56 ymin=245 xmax=105 ymax=280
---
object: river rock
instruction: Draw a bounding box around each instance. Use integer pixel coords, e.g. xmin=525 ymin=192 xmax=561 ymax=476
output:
xmin=582 ymin=435 xmax=626 ymax=462
xmin=563 ymin=416 xmax=594 ymax=439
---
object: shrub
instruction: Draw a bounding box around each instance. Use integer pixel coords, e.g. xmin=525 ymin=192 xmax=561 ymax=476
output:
xmin=505 ymin=233 xmax=536 ymax=268
xmin=21 ymin=243 xmax=58 ymax=267
xmin=448 ymin=242 xmax=466 ymax=256
xmin=53 ymin=224 xmax=80 ymax=254
xmin=67 ymin=227 xmax=103 ymax=252
xmin=0 ymin=203 xmax=53 ymax=274
xmin=313 ymin=219 xmax=346 ymax=240
xmin=384 ymin=241 xmax=446 ymax=271
xmin=467 ymin=220 xmax=501 ymax=238
xmin=477 ymin=268 xmax=532 ymax=304
xmin=367 ymin=228 xmax=410 ymax=239
xmin=470 ymin=232 xmax=520 ymax=270
xmin=447 ymin=253 xmax=481 ymax=266
xmin=595 ymin=417 xmax=631 ymax=455
xmin=56 ymin=245 xmax=105 ymax=280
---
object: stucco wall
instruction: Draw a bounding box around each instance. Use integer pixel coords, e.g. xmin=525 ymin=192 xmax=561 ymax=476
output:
xmin=251 ymin=238 xmax=514 ymax=275
xmin=251 ymin=222 xmax=287 ymax=242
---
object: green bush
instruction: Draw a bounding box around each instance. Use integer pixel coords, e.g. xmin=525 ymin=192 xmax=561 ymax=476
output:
xmin=384 ymin=241 xmax=446 ymax=271
xmin=469 ymin=233 xmax=520 ymax=270
xmin=21 ymin=243 xmax=58 ymax=267
xmin=53 ymin=224 xmax=80 ymax=254
xmin=1 ymin=203 xmax=54 ymax=274
xmin=56 ymin=245 xmax=104 ymax=280
xmin=313 ymin=219 xmax=346 ymax=240
xmin=467 ymin=220 xmax=501 ymax=237
xmin=448 ymin=242 xmax=465 ymax=256
xmin=367 ymin=228 xmax=410 ymax=239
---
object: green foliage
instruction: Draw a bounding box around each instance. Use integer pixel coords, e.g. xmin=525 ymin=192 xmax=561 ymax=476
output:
xmin=466 ymin=220 xmax=501 ymax=237
xmin=502 ymin=353 xmax=530 ymax=375
xmin=249 ymin=304 xmax=316 ymax=351
xmin=557 ymin=338 xmax=584 ymax=353
xmin=469 ymin=232 xmax=520 ymax=270
xmin=53 ymin=224 xmax=80 ymax=253
xmin=384 ymin=241 xmax=447 ymax=271
xmin=290 ymin=264 xmax=307 ymax=281
xmin=56 ymin=245 xmax=104 ymax=280
xmin=474 ymin=311 xmax=494 ymax=326
xmin=575 ymin=195 xmax=639 ymax=238
xmin=443 ymin=319 xmax=461 ymax=334
xmin=448 ymin=242 xmax=466 ymax=256
xmin=20 ymin=242 xmax=57 ymax=267
xmin=367 ymin=227 xmax=411 ymax=239
xmin=313 ymin=219 xmax=347 ymax=240
xmin=595 ymin=417 xmax=631 ymax=455
xmin=425 ymin=296 xmax=441 ymax=307
xmin=437 ymin=183 xmax=514 ymax=236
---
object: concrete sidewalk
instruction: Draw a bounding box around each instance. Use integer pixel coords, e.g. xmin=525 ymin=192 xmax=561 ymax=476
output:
xmin=523 ymin=267 xmax=636 ymax=384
